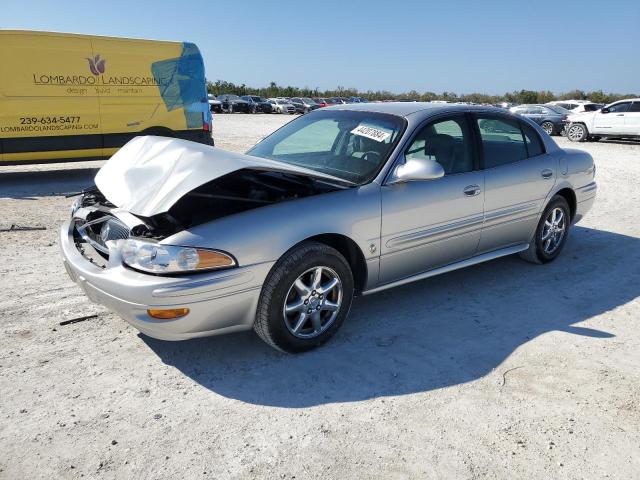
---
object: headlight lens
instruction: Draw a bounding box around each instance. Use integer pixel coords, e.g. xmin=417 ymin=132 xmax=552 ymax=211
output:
xmin=119 ymin=239 xmax=235 ymax=274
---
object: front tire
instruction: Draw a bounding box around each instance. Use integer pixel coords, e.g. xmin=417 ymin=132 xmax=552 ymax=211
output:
xmin=254 ymin=242 xmax=354 ymax=353
xmin=519 ymin=195 xmax=571 ymax=264
xmin=566 ymin=123 xmax=589 ymax=142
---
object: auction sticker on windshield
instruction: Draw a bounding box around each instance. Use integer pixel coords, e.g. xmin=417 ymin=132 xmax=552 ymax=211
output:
xmin=351 ymin=125 xmax=391 ymax=142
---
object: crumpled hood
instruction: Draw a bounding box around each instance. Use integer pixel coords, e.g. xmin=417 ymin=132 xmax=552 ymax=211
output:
xmin=95 ymin=136 xmax=351 ymax=217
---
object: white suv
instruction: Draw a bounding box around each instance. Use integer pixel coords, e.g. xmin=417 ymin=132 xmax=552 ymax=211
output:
xmin=547 ymin=99 xmax=592 ymax=111
xmin=565 ymin=99 xmax=640 ymax=142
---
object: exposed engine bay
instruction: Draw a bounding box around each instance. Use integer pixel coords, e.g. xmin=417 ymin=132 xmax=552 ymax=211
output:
xmin=72 ymin=169 xmax=346 ymax=260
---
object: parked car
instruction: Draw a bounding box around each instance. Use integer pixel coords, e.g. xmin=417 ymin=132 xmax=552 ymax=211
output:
xmin=216 ymin=94 xmax=251 ymax=113
xmin=572 ymin=103 xmax=604 ymax=113
xmin=208 ymin=94 xmax=223 ymax=113
xmin=510 ymin=104 xmax=570 ymax=135
xmin=329 ymin=97 xmax=346 ymax=104
xmin=240 ymin=95 xmax=273 ymax=113
xmin=565 ymin=98 xmax=640 ymax=142
xmin=61 ymin=103 xmax=596 ymax=353
xmin=289 ymin=97 xmax=320 ymax=114
xmin=313 ymin=98 xmax=329 ymax=107
xmin=269 ymin=98 xmax=296 ymax=114
xmin=546 ymin=100 xmax=593 ymax=112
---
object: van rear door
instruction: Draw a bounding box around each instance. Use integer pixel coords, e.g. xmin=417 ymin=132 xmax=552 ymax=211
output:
xmin=0 ymin=31 xmax=102 ymax=162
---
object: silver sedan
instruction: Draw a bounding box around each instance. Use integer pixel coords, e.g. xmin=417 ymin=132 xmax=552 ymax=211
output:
xmin=60 ymin=103 xmax=597 ymax=352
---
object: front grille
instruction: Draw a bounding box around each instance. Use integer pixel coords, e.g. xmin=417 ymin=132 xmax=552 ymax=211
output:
xmin=74 ymin=214 xmax=130 ymax=256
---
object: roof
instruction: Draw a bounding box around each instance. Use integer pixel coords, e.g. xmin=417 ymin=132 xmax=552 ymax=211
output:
xmin=0 ymin=29 xmax=182 ymax=44
xmin=326 ymin=102 xmax=497 ymax=117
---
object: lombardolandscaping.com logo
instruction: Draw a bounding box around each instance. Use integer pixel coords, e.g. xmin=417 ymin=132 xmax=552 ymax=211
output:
xmin=86 ymin=54 xmax=106 ymax=75
xmin=32 ymin=54 xmax=163 ymax=86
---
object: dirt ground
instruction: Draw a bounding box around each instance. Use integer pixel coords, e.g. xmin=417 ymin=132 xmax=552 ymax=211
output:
xmin=1 ymin=113 xmax=639 ymax=480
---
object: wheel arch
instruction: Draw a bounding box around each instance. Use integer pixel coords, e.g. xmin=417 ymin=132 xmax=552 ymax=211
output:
xmin=553 ymin=187 xmax=577 ymax=221
xmin=299 ymin=233 xmax=368 ymax=295
xmin=141 ymin=126 xmax=176 ymax=138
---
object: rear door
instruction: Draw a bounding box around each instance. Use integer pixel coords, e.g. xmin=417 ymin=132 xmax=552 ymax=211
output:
xmin=380 ymin=114 xmax=484 ymax=284
xmin=592 ymin=101 xmax=631 ymax=135
xmin=526 ymin=106 xmax=544 ymax=125
xmin=473 ymin=114 xmax=556 ymax=253
xmin=624 ymin=101 xmax=640 ymax=135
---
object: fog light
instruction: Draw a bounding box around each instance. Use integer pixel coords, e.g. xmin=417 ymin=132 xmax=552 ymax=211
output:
xmin=147 ymin=308 xmax=190 ymax=320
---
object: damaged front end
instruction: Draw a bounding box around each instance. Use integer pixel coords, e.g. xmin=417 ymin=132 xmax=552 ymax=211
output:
xmin=68 ymin=136 xmax=350 ymax=274
xmin=70 ymin=169 xmax=346 ymax=271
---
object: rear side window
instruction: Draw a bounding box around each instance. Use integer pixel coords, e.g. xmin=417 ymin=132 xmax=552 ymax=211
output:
xmin=476 ymin=117 xmax=528 ymax=168
xmin=520 ymin=122 xmax=545 ymax=157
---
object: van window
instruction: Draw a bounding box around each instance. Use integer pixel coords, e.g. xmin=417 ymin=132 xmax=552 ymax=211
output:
xmin=476 ymin=116 xmax=528 ymax=168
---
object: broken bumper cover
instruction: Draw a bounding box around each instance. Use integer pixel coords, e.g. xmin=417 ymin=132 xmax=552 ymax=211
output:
xmin=60 ymin=220 xmax=273 ymax=340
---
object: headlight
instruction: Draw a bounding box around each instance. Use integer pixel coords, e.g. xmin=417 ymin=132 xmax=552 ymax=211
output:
xmin=118 ymin=239 xmax=236 ymax=274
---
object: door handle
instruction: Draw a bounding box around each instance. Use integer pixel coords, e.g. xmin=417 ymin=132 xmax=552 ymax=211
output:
xmin=463 ymin=185 xmax=481 ymax=196
xmin=616 ymin=114 xmax=625 ymax=116
xmin=541 ymin=169 xmax=553 ymax=179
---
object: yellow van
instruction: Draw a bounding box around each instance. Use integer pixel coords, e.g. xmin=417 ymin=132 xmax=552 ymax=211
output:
xmin=0 ymin=30 xmax=213 ymax=164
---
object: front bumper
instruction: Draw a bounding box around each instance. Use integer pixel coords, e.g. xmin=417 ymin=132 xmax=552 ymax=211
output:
xmin=60 ymin=220 xmax=273 ymax=340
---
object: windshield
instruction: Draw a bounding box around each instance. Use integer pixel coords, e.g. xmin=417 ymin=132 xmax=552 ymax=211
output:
xmin=302 ymin=98 xmax=316 ymax=104
xmin=248 ymin=110 xmax=405 ymax=184
xmin=251 ymin=96 xmax=262 ymax=101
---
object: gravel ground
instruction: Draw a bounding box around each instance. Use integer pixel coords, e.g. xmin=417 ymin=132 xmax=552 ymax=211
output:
xmin=1 ymin=114 xmax=639 ymax=479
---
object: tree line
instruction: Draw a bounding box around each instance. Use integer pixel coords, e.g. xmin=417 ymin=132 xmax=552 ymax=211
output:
xmin=207 ymin=79 xmax=636 ymax=105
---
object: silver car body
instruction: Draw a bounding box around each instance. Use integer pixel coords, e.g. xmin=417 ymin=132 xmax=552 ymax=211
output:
xmin=269 ymin=98 xmax=296 ymax=114
xmin=61 ymin=103 xmax=597 ymax=340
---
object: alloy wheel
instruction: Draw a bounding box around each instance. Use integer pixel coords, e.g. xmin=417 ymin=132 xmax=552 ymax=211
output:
xmin=541 ymin=207 xmax=566 ymax=255
xmin=567 ymin=124 xmax=585 ymax=141
xmin=282 ymin=266 xmax=343 ymax=339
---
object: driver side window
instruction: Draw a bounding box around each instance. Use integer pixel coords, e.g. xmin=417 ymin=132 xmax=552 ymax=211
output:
xmin=405 ymin=116 xmax=474 ymax=175
xmin=607 ymin=102 xmax=631 ymax=113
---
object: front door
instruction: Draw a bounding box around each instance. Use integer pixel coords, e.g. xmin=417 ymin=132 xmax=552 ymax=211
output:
xmin=380 ymin=114 xmax=484 ymax=284
xmin=592 ymin=101 xmax=631 ymax=135
xmin=473 ymin=115 xmax=557 ymax=253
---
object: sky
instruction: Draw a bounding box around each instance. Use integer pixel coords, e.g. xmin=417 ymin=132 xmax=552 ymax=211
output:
xmin=2 ymin=0 xmax=639 ymax=95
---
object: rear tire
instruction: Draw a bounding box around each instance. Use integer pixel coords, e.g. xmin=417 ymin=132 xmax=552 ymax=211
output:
xmin=254 ymin=242 xmax=354 ymax=353
xmin=541 ymin=121 xmax=554 ymax=136
xmin=519 ymin=195 xmax=571 ymax=264
xmin=566 ymin=123 xmax=589 ymax=142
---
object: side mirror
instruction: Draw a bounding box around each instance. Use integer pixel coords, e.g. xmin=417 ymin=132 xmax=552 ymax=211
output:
xmin=388 ymin=157 xmax=445 ymax=184
xmin=601 ymin=107 xmax=609 ymax=114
